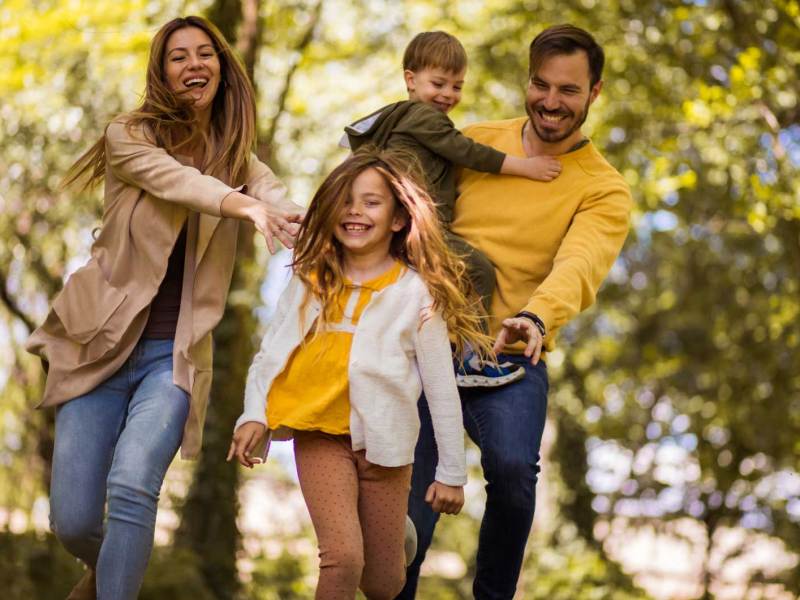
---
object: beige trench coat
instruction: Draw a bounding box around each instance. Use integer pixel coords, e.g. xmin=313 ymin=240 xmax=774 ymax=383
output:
xmin=26 ymin=116 xmax=289 ymax=459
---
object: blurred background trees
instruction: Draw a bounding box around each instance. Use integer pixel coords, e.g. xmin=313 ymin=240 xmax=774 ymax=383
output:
xmin=1 ymin=0 xmax=798 ymax=598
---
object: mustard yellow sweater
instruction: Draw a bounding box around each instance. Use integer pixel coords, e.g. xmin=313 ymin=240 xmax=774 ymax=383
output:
xmin=452 ymin=117 xmax=633 ymax=351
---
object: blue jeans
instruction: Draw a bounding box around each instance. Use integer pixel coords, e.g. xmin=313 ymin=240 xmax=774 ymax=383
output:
xmin=49 ymin=339 xmax=190 ymax=600
xmin=397 ymin=354 xmax=548 ymax=600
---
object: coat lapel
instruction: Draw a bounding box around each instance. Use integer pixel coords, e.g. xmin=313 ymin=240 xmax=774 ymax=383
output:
xmin=195 ymin=213 xmax=221 ymax=266
xmin=173 ymin=153 xmax=225 ymax=267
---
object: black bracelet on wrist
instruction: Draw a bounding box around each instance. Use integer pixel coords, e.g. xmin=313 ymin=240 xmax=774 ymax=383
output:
xmin=515 ymin=311 xmax=546 ymax=337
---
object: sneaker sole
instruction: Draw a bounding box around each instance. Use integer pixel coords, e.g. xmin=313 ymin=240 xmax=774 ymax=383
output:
xmin=456 ymin=368 xmax=525 ymax=388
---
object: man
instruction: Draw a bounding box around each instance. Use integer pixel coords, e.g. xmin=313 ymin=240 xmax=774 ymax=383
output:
xmin=397 ymin=24 xmax=633 ymax=599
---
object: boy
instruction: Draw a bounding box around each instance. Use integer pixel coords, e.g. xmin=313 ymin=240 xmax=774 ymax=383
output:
xmin=344 ymin=31 xmax=560 ymax=387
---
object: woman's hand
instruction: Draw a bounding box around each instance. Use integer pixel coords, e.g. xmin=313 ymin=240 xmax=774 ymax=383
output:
xmin=425 ymin=481 xmax=464 ymax=515
xmin=221 ymin=191 xmax=306 ymax=254
xmin=248 ymin=201 xmax=305 ymax=254
xmin=226 ymin=421 xmax=267 ymax=468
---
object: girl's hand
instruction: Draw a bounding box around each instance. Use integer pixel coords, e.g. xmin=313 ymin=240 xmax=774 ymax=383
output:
xmin=226 ymin=421 xmax=267 ymax=468
xmin=493 ymin=316 xmax=543 ymax=365
xmin=425 ymin=481 xmax=464 ymax=515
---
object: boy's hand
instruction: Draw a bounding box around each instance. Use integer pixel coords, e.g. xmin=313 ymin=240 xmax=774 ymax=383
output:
xmin=500 ymin=155 xmax=562 ymax=182
xmin=425 ymin=481 xmax=464 ymax=514
xmin=522 ymin=155 xmax=562 ymax=181
xmin=227 ymin=421 xmax=267 ymax=468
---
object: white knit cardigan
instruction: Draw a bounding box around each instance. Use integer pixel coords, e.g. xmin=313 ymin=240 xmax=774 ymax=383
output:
xmin=235 ymin=268 xmax=467 ymax=486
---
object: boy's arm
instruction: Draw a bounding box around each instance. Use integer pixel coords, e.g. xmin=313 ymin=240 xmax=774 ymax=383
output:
xmin=413 ymin=305 xmax=468 ymax=487
xmin=398 ymin=105 xmax=559 ymax=180
xmin=396 ymin=104 xmax=505 ymax=173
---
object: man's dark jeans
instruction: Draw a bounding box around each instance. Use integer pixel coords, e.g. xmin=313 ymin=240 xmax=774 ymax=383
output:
xmin=397 ymin=354 xmax=548 ymax=600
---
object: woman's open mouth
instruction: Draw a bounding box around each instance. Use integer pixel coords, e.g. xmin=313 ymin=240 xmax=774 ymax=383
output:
xmin=183 ymin=77 xmax=209 ymax=90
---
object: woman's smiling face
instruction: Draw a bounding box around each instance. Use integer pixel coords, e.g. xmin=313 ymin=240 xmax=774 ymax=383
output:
xmin=163 ymin=26 xmax=221 ymax=117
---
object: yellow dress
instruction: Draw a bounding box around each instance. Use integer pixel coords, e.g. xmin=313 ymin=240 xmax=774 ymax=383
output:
xmin=266 ymin=261 xmax=405 ymax=434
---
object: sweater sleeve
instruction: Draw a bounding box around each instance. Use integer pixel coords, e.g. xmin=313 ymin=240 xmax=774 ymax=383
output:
xmin=522 ymin=176 xmax=632 ymax=336
xmin=396 ymin=104 xmax=505 ymax=173
xmin=244 ymin=154 xmax=287 ymax=204
xmin=105 ymin=119 xmax=238 ymax=216
xmin=235 ymin=276 xmax=300 ymax=431
xmin=413 ymin=306 xmax=467 ymax=486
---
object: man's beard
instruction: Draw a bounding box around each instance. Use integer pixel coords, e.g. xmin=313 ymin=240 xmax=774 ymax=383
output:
xmin=526 ymin=96 xmax=591 ymax=143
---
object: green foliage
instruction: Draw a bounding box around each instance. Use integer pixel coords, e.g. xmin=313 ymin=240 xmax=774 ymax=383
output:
xmin=247 ymin=549 xmax=312 ymax=599
xmin=0 ymin=531 xmax=85 ymax=600
xmin=140 ymin=547 xmax=217 ymax=600
xmin=2 ymin=0 xmax=799 ymax=598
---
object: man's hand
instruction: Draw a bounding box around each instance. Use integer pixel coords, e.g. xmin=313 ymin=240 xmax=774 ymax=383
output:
xmin=227 ymin=421 xmax=267 ymax=468
xmin=425 ymin=481 xmax=464 ymax=515
xmin=493 ymin=316 xmax=544 ymax=365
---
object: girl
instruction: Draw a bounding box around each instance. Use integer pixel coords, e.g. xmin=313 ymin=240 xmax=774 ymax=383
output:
xmin=228 ymin=149 xmax=492 ymax=599
xmin=26 ymin=16 xmax=303 ymax=600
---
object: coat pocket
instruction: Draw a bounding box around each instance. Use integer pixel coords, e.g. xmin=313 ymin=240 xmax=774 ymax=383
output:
xmin=51 ymin=261 xmax=128 ymax=345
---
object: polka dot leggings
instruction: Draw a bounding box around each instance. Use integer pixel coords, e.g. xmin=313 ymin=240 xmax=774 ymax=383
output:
xmin=293 ymin=430 xmax=411 ymax=600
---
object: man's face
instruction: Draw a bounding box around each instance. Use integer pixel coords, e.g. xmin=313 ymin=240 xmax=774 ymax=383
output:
xmin=525 ymin=51 xmax=602 ymax=144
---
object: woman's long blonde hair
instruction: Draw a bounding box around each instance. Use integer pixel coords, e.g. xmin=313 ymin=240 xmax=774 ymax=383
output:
xmin=64 ymin=15 xmax=256 ymax=189
xmin=292 ymin=148 xmax=494 ymax=359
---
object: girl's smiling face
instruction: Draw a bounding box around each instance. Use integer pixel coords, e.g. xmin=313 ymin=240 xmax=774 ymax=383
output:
xmin=164 ymin=26 xmax=221 ymax=119
xmin=334 ymin=167 xmax=406 ymax=260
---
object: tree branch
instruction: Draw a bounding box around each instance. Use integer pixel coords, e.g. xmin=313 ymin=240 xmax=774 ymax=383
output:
xmin=0 ymin=267 xmax=36 ymax=333
xmin=261 ymin=0 xmax=324 ymax=153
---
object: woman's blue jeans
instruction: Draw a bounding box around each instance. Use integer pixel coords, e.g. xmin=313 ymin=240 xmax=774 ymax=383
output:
xmin=49 ymin=339 xmax=190 ymax=600
xmin=397 ymin=354 xmax=549 ymax=600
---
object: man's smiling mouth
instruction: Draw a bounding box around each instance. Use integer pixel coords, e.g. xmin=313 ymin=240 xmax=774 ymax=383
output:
xmin=537 ymin=109 xmax=567 ymax=123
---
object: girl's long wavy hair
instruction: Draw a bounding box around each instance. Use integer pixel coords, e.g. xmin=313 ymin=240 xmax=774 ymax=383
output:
xmin=64 ymin=15 xmax=256 ymax=189
xmin=292 ymin=148 xmax=494 ymax=359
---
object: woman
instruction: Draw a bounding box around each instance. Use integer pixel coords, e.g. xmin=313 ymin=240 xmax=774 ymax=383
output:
xmin=25 ymin=16 xmax=303 ymax=600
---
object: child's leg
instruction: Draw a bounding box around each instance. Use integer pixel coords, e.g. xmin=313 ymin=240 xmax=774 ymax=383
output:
xmin=294 ymin=431 xmax=364 ymax=600
xmin=446 ymin=231 xmax=525 ymax=388
xmin=445 ymin=231 xmax=496 ymax=316
xmin=355 ymin=452 xmax=412 ymax=600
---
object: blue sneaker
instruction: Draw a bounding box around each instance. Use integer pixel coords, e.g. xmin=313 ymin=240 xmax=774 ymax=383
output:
xmin=455 ymin=353 xmax=525 ymax=388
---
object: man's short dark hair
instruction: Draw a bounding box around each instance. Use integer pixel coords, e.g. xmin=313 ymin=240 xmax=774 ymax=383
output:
xmin=529 ymin=24 xmax=605 ymax=87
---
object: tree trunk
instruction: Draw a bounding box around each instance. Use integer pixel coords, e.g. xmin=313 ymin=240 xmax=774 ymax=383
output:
xmin=173 ymin=3 xmax=262 ymax=599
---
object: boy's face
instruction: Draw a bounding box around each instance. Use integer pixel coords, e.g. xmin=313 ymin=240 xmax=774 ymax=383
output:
xmin=404 ymin=67 xmax=465 ymax=113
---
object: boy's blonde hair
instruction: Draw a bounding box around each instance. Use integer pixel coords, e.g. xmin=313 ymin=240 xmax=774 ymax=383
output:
xmin=402 ymin=31 xmax=467 ymax=74
xmin=292 ymin=147 xmax=493 ymax=360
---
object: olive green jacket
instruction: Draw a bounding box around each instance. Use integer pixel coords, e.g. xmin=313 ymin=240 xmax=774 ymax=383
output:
xmin=345 ymin=101 xmax=505 ymax=223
